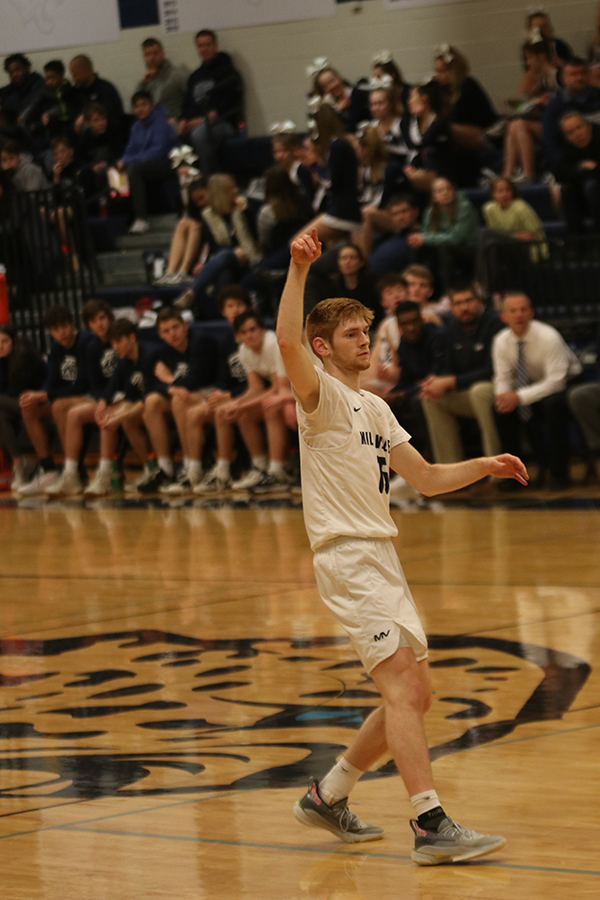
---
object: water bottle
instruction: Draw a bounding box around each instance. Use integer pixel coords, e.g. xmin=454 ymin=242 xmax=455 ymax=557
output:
xmin=0 ymin=265 xmax=8 ymax=325
xmin=111 ymin=456 xmax=123 ymax=493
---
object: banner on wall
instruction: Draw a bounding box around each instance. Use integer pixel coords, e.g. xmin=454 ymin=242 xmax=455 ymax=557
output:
xmin=0 ymin=0 xmax=121 ymax=53
xmin=158 ymin=0 xmax=336 ymax=35
xmin=385 ymin=0 xmax=467 ymax=8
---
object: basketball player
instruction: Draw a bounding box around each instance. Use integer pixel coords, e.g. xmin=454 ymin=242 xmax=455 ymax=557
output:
xmin=276 ymin=229 xmax=528 ymax=865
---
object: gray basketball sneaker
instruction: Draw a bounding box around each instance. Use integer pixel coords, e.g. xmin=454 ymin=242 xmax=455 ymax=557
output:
xmin=410 ymin=817 xmax=506 ymax=865
xmin=293 ymin=779 xmax=384 ymax=843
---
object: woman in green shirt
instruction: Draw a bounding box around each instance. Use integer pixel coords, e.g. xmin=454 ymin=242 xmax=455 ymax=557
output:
xmin=479 ymin=176 xmax=547 ymax=291
xmin=407 ymin=177 xmax=479 ymax=292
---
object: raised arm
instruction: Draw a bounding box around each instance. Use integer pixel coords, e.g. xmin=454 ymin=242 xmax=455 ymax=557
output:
xmin=276 ymin=229 xmax=322 ymax=413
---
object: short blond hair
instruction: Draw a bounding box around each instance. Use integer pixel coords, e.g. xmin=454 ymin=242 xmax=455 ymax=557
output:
xmin=306 ymin=297 xmax=374 ymax=351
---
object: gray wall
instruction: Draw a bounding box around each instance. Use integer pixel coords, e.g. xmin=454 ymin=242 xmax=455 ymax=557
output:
xmin=10 ymin=0 xmax=596 ymax=134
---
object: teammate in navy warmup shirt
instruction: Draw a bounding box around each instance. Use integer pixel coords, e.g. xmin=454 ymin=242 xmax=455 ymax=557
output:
xmin=138 ymin=307 xmax=218 ymax=493
xmin=45 ymin=300 xmax=118 ymax=497
xmin=17 ymin=306 xmax=94 ymax=496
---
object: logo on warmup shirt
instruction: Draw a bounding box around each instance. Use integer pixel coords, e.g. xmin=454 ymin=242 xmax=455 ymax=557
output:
xmin=60 ymin=355 xmax=77 ymax=382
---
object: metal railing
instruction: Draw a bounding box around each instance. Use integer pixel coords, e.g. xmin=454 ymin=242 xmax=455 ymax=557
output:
xmin=0 ymin=186 xmax=98 ymax=350
xmin=484 ymin=236 xmax=600 ymax=331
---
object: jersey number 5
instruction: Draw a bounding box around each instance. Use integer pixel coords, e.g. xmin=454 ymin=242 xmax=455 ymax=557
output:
xmin=377 ymin=456 xmax=389 ymax=495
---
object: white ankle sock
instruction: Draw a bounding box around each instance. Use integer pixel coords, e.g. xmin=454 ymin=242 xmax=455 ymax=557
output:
xmin=98 ymin=458 xmax=112 ymax=475
xmin=410 ymin=789 xmax=442 ymax=818
xmin=158 ymin=457 xmax=173 ymax=476
xmin=187 ymin=460 xmax=202 ymax=480
xmin=252 ymin=455 xmax=267 ymax=471
xmin=268 ymin=460 xmax=286 ymax=477
xmin=64 ymin=458 xmax=78 ymax=476
xmin=319 ymin=757 xmax=364 ymax=806
xmin=215 ymin=459 xmax=230 ymax=479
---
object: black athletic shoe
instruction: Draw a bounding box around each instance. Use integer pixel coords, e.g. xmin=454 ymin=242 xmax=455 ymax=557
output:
xmin=136 ymin=468 xmax=173 ymax=494
xmin=293 ymin=779 xmax=384 ymax=843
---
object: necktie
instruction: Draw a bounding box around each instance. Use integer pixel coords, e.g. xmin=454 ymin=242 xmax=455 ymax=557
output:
xmin=515 ymin=340 xmax=531 ymax=422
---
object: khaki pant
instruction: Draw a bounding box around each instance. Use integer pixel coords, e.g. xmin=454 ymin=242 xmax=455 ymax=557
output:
xmin=422 ymin=381 xmax=500 ymax=464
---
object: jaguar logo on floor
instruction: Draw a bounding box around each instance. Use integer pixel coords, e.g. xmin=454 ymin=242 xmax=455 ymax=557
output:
xmin=0 ymin=630 xmax=590 ymax=800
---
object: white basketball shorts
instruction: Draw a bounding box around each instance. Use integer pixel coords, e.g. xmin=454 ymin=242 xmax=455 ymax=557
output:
xmin=313 ymin=537 xmax=428 ymax=673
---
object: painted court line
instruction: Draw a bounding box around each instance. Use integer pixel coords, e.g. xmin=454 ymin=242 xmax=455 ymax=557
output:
xmin=58 ymin=826 xmax=600 ymax=878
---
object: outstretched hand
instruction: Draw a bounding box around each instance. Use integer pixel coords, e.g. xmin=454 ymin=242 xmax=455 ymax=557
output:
xmin=290 ymin=228 xmax=322 ymax=267
xmin=488 ymin=453 xmax=529 ymax=485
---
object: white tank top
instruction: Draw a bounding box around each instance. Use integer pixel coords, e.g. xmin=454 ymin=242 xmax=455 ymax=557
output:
xmin=296 ymin=367 xmax=410 ymax=551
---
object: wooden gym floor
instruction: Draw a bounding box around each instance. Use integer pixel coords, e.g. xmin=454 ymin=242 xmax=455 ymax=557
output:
xmin=0 ymin=493 xmax=599 ymax=899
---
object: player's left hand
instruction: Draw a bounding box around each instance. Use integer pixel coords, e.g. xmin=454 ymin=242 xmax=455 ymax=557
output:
xmin=488 ymin=453 xmax=529 ymax=485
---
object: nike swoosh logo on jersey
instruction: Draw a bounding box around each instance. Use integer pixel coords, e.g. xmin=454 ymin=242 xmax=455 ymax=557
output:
xmin=353 ymin=407 xmax=361 ymax=412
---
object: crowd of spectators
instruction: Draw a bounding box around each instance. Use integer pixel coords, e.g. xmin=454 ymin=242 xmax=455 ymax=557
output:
xmin=2 ymin=9 xmax=600 ymax=496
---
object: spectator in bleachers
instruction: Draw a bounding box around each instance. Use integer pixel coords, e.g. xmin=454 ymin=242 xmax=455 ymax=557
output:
xmin=117 ymin=90 xmax=178 ymax=235
xmin=479 ymin=176 xmax=546 ymax=290
xmin=69 ymin=55 xmax=124 ymax=134
xmin=136 ymin=37 xmax=188 ymax=122
xmin=371 ymin=50 xmax=410 ymax=110
xmin=45 ymin=299 xmax=117 ymax=496
xmin=361 ymin=273 xmax=406 ymax=397
xmin=433 ymin=44 xmax=497 ymax=151
xmin=542 ymin=58 xmax=600 ymax=168
xmin=356 ymin=126 xmax=389 ymax=208
xmin=568 ymin=322 xmax=600 ymax=478
xmin=50 ymin=135 xmax=80 ymax=188
xmin=179 ymin=29 xmax=244 ymax=176
xmin=155 ymin=178 xmax=209 ymax=284
xmin=366 ymin=79 xmax=405 ymax=158
xmin=187 ymin=287 xmax=251 ymax=494
xmin=386 ymin=300 xmax=446 ymax=456
xmin=493 ymin=293 xmax=582 ymax=490
xmin=21 ymin=60 xmax=79 ymax=145
xmin=554 ymin=111 xmax=600 ymax=234
xmin=503 ymin=35 xmax=561 ymax=183
xmin=77 ymin=102 xmax=128 ymax=200
xmin=402 ymin=263 xmax=447 ymax=322
xmin=308 ymin=59 xmax=368 ymax=134
xmin=305 ymin=243 xmax=378 ymax=322
xmin=420 ymin=282 xmax=502 ymax=464
xmin=220 ymin=310 xmax=293 ymax=492
xmin=17 ymin=305 xmax=94 ymax=496
xmin=175 ymin=173 xmax=259 ymax=319
xmin=271 ymin=123 xmax=314 ymax=204
xmin=85 ymin=317 xmax=156 ymax=496
xmin=138 ymin=306 xmax=218 ymax=493
xmin=0 ymin=54 xmax=44 ymax=123
xmin=0 ymin=139 xmax=48 ymax=192
xmin=0 ymin=324 xmax=47 ymax=492
xmin=363 ymin=194 xmax=420 ymax=276
xmin=407 ymin=177 xmax=478 ymax=289
xmin=401 ymin=81 xmax=454 ymax=193
xmin=301 ymin=103 xmax=362 ymax=247
xmin=526 ymin=11 xmax=572 ymax=66
xmin=256 ymin=166 xmax=312 ymax=268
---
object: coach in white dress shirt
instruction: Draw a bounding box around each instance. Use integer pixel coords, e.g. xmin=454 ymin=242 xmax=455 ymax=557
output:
xmin=492 ymin=293 xmax=582 ymax=489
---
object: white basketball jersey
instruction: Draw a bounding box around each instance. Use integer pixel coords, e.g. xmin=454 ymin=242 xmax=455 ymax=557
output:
xmin=296 ymin=367 xmax=410 ymax=551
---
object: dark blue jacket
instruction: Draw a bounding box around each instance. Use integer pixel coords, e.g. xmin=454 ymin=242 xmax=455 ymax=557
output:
xmin=325 ymin=138 xmax=361 ymax=225
xmin=395 ymin=323 xmax=446 ymax=397
xmin=441 ymin=306 xmax=503 ymax=390
xmin=182 ymin=52 xmax=243 ymax=126
xmin=72 ymin=74 xmax=124 ymax=126
xmin=0 ymin=71 xmax=44 ymax=118
xmin=122 ymin=104 xmax=177 ymax=166
xmin=45 ymin=331 xmax=94 ymax=401
xmin=543 ymin=86 xmax=600 ymax=166
xmin=0 ymin=345 xmax=47 ymax=397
